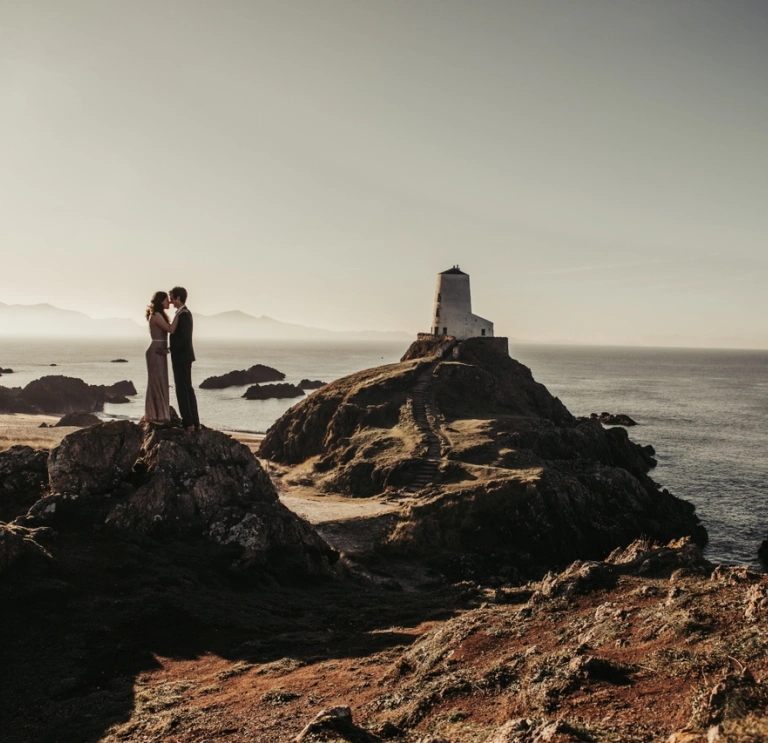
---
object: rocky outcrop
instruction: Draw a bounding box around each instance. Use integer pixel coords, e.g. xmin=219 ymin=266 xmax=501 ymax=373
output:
xmin=0 ymin=386 xmax=38 ymax=413
xmin=243 ymin=383 xmax=305 ymax=400
xmin=200 ymin=364 xmax=286 ymax=389
xmin=110 ymin=358 xmax=128 ymax=363
xmin=759 ymin=537 xmax=768 ymax=565
xmin=0 ymin=367 xmax=13 ymax=374
xmin=0 ymin=446 xmax=49 ymax=522
xmin=20 ymin=421 xmax=337 ymax=579
xmin=16 ymin=376 xmax=103 ymax=413
xmin=54 ymin=411 xmax=102 ymax=428
xmin=102 ymin=380 xmax=138 ymax=397
xmin=591 ymin=411 xmax=638 ymax=426
xmin=0 ymin=376 xmax=138 ymax=414
xmin=0 ymin=523 xmax=52 ymax=574
xmin=299 ymin=379 xmax=327 ymax=390
xmin=261 ymin=337 xmax=705 ymax=579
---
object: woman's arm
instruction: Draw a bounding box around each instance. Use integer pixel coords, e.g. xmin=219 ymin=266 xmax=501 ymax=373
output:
xmin=151 ymin=312 xmax=173 ymax=333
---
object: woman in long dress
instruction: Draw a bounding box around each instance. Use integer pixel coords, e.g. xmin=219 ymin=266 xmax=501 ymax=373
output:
xmin=143 ymin=291 xmax=184 ymax=423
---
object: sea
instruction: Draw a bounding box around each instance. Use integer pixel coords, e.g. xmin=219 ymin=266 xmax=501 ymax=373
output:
xmin=1 ymin=337 xmax=766 ymax=569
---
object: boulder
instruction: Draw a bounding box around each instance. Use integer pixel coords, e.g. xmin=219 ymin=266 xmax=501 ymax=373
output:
xmin=0 ymin=367 xmax=13 ymax=373
xmin=243 ymin=383 xmax=305 ymax=400
xmin=200 ymin=364 xmax=286 ymax=389
xmin=48 ymin=420 xmax=144 ymax=496
xmin=0 ymin=446 xmax=49 ymax=522
xmin=110 ymin=359 xmax=128 ymax=363
xmin=32 ymin=422 xmax=337 ymax=578
xmin=299 ymin=379 xmax=327 ymax=390
xmin=54 ymin=411 xmax=102 ymax=428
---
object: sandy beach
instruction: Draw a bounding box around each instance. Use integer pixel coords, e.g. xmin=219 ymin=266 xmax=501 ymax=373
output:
xmin=0 ymin=413 xmax=265 ymax=452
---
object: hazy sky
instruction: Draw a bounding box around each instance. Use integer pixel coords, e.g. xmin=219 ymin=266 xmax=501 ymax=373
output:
xmin=2 ymin=0 xmax=767 ymax=347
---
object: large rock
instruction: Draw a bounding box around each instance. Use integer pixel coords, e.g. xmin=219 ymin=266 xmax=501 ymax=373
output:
xmin=48 ymin=420 xmax=144 ymax=496
xmin=35 ymin=422 xmax=337 ymax=578
xmin=243 ymin=383 xmax=305 ymax=400
xmin=19 ymin=376 xmax=104 ymax=414
xmin=261 ymin=337 xmax=706 ymax=579
xmin=299 ymin=379 xmax=327 ymax=390
xmin=200 ymin=364 xmax=285 ymax=389
xmin=0 ymin=385 xmax=39 ymax=414
xmin=0 ymin=446 xmax=49 ymax=522
xmin=0 ymin=376 xmax=138 ymax=414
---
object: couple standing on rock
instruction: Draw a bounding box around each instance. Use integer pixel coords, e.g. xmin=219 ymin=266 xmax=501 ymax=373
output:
xmin=143 ymin=286 xmax=200 ymax=431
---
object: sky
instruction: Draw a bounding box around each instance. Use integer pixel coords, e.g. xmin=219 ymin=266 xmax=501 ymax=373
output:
xmin=1 ymin=0 xmax=767 ymax=347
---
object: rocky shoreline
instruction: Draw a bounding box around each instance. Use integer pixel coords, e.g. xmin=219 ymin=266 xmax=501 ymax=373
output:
xmin=1 ymin=338 xmax=765 ymax=742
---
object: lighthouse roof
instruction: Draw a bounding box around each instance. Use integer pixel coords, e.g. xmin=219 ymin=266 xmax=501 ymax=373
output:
xmin=440 ymin=266 xmax=467 ymax=275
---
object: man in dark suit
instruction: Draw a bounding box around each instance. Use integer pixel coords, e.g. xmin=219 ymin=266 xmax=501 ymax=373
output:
xmin=169 ymin=286 xmax=200 ymax=431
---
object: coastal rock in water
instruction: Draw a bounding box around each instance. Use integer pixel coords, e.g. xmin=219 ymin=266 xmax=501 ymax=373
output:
xmin=591 ymin=412 xmax=638 ymax=427
xmin=1 ymin=376 xmax=138 ymax=414
xmin=110 ymin=359 xmax=128 ymax=363
xmin=104 ymin=380 xmax=138 ymax=397
xmin=34 ymin=421 xmax=337 ymax=578
xmin=0 ymin=386 xmax=39 ymax=414
xmin=261 ymin=337 xmax=705 ymax=579
xmin=0 ymin=367 xmax=13 ymax=374
xmin=299 ymin=379 xmax=327 ymax=390
xmin=243 ymin=383 xmax=305 ymax=400
xmin=200 ymin=364 xmax=286 ymax=389
xmin=54 ymin=411 xmax=102 ymax=428
xmin=0 ymin=446 xmax=49 ymax=522
xmin=18 ymin=376 xmax=104 ymax=414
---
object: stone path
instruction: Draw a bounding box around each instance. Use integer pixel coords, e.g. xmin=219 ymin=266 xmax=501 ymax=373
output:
xmin=406 ymin=364 xmax=446 ymax=493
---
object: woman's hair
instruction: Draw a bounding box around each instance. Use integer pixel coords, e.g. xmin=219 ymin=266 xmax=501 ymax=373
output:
xmin=145 ymin=291 xmax=169 ymax=322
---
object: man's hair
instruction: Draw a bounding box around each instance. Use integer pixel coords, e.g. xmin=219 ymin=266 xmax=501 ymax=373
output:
xmin=169 ymin=286 xmax=188 ymax=303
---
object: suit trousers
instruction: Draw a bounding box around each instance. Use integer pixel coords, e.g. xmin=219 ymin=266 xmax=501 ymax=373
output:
xmin=171 ymin=356 xmax=199 ymax=427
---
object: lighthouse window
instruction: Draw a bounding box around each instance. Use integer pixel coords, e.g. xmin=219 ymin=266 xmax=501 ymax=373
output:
xmin=435 ymin=308 xmax=440 ymax=317
xmin=437 ymin=293 xmax=441 ymax=302
xmin=443 ymin=327 xmax=447 ymax=335
xmin=481 ymin=329 xmax=486 ymax=336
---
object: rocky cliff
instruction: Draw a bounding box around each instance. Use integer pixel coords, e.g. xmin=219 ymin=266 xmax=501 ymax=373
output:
xmin=261 ymin=337 xmax=706 ymax=579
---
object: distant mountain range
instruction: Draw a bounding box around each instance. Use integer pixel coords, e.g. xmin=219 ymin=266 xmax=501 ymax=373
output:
xmin=0 ymin=302 xmax=411 ymax=341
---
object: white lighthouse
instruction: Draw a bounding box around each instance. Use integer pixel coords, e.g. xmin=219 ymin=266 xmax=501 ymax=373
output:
xmin=430 ymin=266 xmax=494 ymax=340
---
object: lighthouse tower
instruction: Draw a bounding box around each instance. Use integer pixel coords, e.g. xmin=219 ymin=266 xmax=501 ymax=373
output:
xmin=431 ymin=266 xmax=494 ymax=340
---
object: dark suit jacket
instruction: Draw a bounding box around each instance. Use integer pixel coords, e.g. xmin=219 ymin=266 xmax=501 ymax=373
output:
xmin=170 ymin=310 xmax=195 ymax=364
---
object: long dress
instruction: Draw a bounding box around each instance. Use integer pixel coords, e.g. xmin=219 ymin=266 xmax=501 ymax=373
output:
xmin=144 ymin=316 xmax=170 ymax=422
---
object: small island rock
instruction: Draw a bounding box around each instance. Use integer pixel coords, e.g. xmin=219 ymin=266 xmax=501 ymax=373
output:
xmin=243 ymin=383 xmax=305 ymax=400
xmin=591 ymin=411 xmax=638 ymax=426
xmin=200 ymin=364 xmax=286 ymax=389
xmin=299 ymin=379 xmax=327 ymax=390
xmin=110 ymin=359 xmax=128 ymax=363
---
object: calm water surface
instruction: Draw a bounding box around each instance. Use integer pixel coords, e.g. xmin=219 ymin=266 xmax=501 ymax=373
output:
xmin=1 ymin=338 xmax=766 ymax=567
